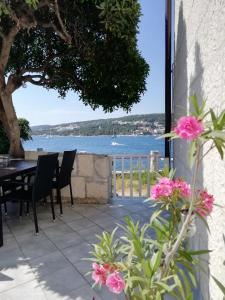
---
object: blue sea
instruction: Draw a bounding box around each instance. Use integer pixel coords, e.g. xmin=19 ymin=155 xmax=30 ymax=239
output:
xmin=23 ymin=135 xmax=164 ymax=156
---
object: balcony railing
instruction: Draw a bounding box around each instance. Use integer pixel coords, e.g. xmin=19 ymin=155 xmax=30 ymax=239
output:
xmin=111 ymin=151 xmax=166 ymax=199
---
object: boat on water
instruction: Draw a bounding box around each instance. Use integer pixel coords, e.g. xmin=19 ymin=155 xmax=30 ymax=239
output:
xmin=111 ymin=128 xmax=117 ymax=138
xmin=46 ymin=129 xmax=53 ymax=138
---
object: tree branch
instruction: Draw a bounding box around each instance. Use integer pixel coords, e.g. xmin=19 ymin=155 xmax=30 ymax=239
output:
xmin=53 ymin=0 xmax=72 ymax=44
xmin=0 ymin=25 xmax=20 ymax=89
xmin=22 ymin=74 xmax=50 ymax=86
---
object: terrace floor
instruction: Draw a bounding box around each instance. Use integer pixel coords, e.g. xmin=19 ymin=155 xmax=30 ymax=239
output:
xmin=0 ymin=197 xmax=152 ymax=300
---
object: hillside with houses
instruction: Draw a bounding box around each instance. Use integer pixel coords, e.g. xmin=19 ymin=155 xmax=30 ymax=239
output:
xmin=31 ymin=114 xmax=165 ymax=136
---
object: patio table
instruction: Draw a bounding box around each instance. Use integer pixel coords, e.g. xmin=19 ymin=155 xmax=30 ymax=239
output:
xmin=0 ymin=160 xmax=37 ymax=247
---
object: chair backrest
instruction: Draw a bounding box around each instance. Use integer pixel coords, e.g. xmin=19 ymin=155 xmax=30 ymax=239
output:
xmin=32 ymin=153 xmax=59 ymax=202
xmin=58 ymin=150 xmax=77 ymax=188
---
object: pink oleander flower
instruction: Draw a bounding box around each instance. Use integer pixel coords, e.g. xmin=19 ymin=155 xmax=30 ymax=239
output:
xmin=195 ymin=190 xmax=215 ymax=217
xmin=106 ymin=272 xmax=125 ymax=294
xmin=151 ymin=177 xmax=174 ymax=200
xmin=174 ymin=116 xmax=204 ymax=141
xmin=92 ymin=263 xmax=107 ymax=285
xmin=173 ymin=178 xmax=191 ymax=198
xmin=103 ymin=263 xmax=117 ymax=273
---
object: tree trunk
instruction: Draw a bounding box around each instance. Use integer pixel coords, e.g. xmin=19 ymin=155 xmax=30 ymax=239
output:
xmin=0 ymin=93 xmax=24 ymax=158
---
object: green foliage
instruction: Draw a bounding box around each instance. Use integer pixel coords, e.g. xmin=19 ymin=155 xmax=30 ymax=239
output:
xmin=189 ymin=96 xmax=225 ymax=160
xmin=0 ymin=118 xmax=31 ymax=154
xmin=90 ymin=228 xmax=121 ymax=264
xmin=89 ymin=215 xmax=199 ymax=299
xmin=0 ymin=3 xmax=9 ymax=16
xmin=212 ymin=276 xmax=225 ymax=299
xmin=3 ymin=0 xmax=149 ymax=113
xmin=97 ymin=0 xmax=141 ymax=40
xmin=0 ymin=125 xmax=10 ymax=154
xmin=25 ymin=0 xmax=38 ymax=7
xmin=88 ymin=97 xmax=225 ymax=299
xmin=32 ymin=113 xmax=165 ymax=136
xmin=17 ymin=118 xmax=32 ymax=141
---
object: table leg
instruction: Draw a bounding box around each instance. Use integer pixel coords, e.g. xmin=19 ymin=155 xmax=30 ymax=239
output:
xmin=0 ymin=202 xmax=3 ymax=247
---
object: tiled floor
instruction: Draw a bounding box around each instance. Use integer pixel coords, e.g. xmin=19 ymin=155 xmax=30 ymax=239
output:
xmin=0 ymin=198 xmax=153 ymax=300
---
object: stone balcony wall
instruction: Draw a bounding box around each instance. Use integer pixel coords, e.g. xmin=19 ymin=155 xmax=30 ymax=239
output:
xmin=25 ymin=151 xmax=112 ymax=204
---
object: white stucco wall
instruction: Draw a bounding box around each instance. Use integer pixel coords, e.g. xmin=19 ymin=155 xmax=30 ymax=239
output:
xmin=174 ymin=1 xmax=225 ymax=299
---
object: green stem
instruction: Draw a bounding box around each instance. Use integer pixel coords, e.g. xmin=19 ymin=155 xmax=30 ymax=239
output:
xmin=169 ymin=203 xmax=179 ymax=238
xmin=161 ymin=141 xmax=201 ymax=277
xmin=124 ymin=292 xmax=129 ymax=300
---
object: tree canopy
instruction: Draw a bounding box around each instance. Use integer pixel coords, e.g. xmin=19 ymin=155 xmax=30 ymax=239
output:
xmin=0 ymin=0 xmax=149 ymax=156
xmin=1 ymin=0 xmax=149 ymax=111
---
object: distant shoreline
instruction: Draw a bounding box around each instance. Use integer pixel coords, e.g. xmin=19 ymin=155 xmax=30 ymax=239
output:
xmin=31 ymin=113 xmax=165 ymax=137
xmin=32 ymin=134 xmax=161 ymax=138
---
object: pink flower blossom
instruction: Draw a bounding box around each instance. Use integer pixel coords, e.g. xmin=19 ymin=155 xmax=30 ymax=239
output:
xmin=195 ymin=190 xmax=215 ymax=217
xmin=103 ymin=263 xmax=117 ymax=273
xmin=92 ymin=263 xmax=107 ymax=285
xmin=174 ymin=116 xmax=204 ymax=141
xmin=106 ymin=272 xmax=125 ymax=294
xmin=151 ymin=177 xmax=191 ymax=201
xmin=151 ymin=177 xmax=174 ymax=200
xmin=173 ymin=178 xmax=191 ymax=198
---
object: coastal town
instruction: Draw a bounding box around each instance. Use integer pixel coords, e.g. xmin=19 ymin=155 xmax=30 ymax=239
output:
xmin=31 ymin=113 xmax=165 ymax=136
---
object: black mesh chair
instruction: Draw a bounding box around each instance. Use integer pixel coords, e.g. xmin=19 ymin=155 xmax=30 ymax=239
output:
xmin=2 ymin=153 xmax=59 ymax=234
xmin=1 ymin=174 xmax=31 ymax=216
xmin=52 ymin=150 xmax=77 ymax=215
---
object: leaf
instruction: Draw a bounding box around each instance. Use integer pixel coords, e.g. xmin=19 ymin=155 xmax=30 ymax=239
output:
xmin=177 ymin=267 xmax=192 ymax=299
xmin=150 ymin=209 xmax=163 ymax=224
xmin=214 ymin=139 xmax=224 ymax=159
xmin=218 ymin=110 xmax=225 ymax=129
xmin=169 ymin=168 xmax=176 ymax=179
xmin=177 ymin=260 xmax=197 ymax=288
xmin=212 ymin=276 xmax=225 ymax=296
xmin=151 ymin=248 xmax=163 ymax=274
xmin=186 ymin=294 xmax=194 ymax=300
xmin=200 ymin=99 xmax=207 ymax=115
xmin=179 ymin=250 xmax=194 ymax=262
xmin=157 ymin=132 xmax=176 ymax=139
xmin=191 ymin=95 xmax=200 ymax=116
xmin=156 ymin=291 xmax=162 ymax=300
xmin=188 ymin=249 xmax=212 ymax=256
xmin=173 ymin=274 xmax=186 ymax=300
xmin=195 ymin=211 xmax=211 ymax=233
xmin=210 ymin=130 xmax=225 ymax=140
xmin=155 ymin=281 xmax=176 ymax=293
xmin=210 ymin=109 xmax=218 ymax=129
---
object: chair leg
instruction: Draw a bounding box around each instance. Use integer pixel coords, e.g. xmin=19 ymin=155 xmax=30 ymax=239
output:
xmin=32 ymin=201 xmax=39 ymax=234
xmin=2 ymin=190 xmax=7 ymax=216
xmin=57 ymin=187 xmax=63 ymax=215
xmin=19 ymin=200 xmax=23 ymax=218
xmin=69 ymin=181 xmax=74 ymax=206
xmin=26 ymin=201 xmax=30 ymax=215
xmin=0 ymin=202 xmax=3 ymax=247
xmin=50 ymin=192 xmax=55 ymax=222
xmin=4 ymin=202 xmax=7 ymax=216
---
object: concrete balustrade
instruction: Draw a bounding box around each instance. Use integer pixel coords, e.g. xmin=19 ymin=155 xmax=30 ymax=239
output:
xmin=25 ymin=151 xmax=112 ymax=204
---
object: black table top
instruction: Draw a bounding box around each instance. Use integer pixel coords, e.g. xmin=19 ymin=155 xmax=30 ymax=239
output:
xmin=0 ymin=160 xmax=37 ymax=181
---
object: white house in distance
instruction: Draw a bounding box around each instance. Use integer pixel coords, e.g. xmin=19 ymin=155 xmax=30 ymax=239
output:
xmin=173 ymin=1 xmax=225 ymax=299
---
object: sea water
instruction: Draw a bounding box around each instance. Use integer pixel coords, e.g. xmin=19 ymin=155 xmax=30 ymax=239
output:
xmin=23 ymin=135 xmax=164 ymax=156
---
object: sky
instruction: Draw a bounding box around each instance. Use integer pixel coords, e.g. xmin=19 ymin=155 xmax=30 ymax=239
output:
xmin=13 ymin=0 xmax=165 ymax=126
